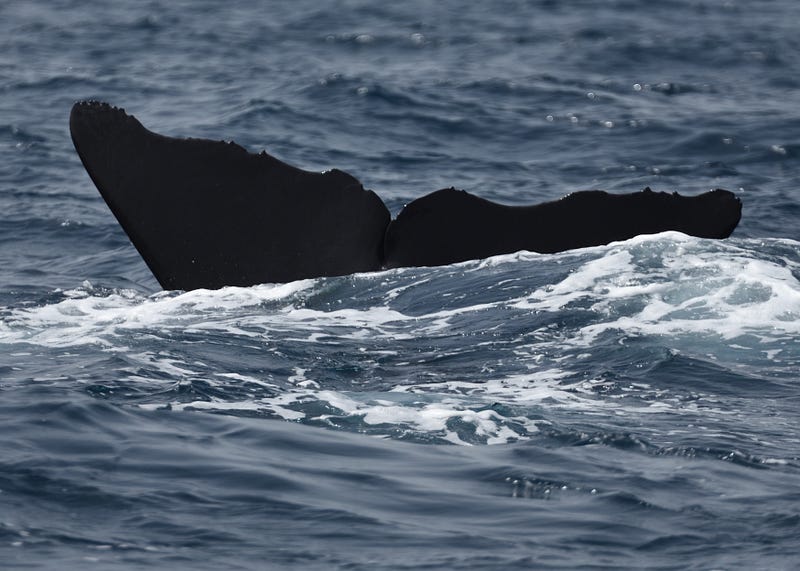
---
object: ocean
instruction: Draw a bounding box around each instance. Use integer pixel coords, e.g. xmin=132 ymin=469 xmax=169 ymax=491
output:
xmin=1 ymin=1 xmax=799 ymax=569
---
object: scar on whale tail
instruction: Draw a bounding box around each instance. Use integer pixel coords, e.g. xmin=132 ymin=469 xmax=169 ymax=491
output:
xmin=70 ymin=101 xmax=742 ymax=291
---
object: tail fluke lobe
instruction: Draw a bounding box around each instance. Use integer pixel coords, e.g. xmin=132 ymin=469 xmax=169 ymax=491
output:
xmin=384 ymin=187 xmax=742 ymax=268
xmin=70 ymin=101 xmax=390 ymax=290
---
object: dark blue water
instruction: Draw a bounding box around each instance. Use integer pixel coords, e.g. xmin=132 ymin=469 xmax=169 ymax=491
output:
xmin=2 ymin=1 xmax=800 ymax=569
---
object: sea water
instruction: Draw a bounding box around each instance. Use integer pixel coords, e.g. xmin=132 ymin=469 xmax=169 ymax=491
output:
xmin=1 ymin=1 xmax=799 ymax=569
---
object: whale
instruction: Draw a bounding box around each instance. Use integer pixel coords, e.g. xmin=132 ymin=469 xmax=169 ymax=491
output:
xmin=70 ymin=101 xmax=742 ymax=291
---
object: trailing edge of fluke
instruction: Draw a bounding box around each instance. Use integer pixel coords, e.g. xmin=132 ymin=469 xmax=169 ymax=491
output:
xmin=70 ymin=101 xmax=742 ymax=291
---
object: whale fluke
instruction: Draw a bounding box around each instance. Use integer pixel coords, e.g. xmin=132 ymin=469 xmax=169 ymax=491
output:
xmin=70 ymin=101 xmax=742 ymax=290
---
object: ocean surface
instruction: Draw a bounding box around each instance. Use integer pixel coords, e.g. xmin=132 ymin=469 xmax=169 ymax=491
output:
xmin=2 ymin=1 xmax=799 ymax=569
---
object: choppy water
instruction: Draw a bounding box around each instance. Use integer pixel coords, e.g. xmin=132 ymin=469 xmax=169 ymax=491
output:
xmin=2 ymin=1 xmax=800 ymax=569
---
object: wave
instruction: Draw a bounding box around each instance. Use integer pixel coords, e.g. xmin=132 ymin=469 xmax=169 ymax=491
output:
xmin=2 ymin=233 xmax=797 ymax=445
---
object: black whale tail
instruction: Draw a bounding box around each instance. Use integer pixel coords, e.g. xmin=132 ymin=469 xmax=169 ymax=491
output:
xmin=70 ymin=101 xmax=742 ymax=290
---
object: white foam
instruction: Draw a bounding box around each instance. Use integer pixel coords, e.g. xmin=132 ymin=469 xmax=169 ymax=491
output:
xmin=514 ymin=235 xmax=800 ymax=345
xmin=0 ymin=280 xmax=315 ymax=347
xmin=3 ymin=234 xmax=798 ymax=445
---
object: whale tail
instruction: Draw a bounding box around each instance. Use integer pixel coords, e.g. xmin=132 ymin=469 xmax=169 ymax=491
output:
xmin=70 ymin=101 xmax=742 ymax=290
